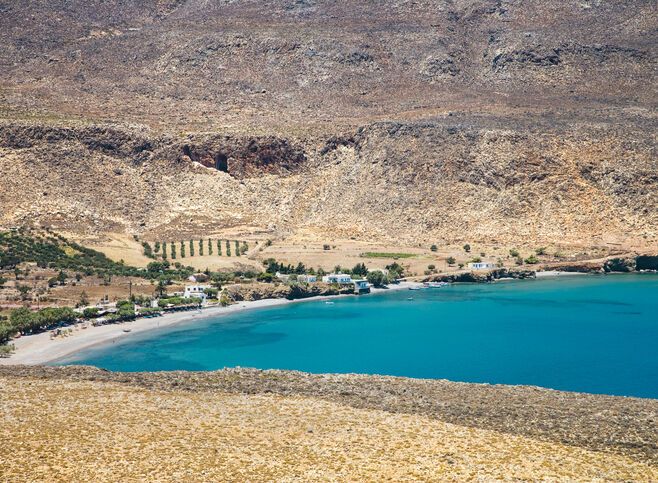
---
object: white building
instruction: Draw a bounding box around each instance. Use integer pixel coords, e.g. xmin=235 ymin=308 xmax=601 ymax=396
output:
xmin=297 ymin=275 xmax=317 ymax=283
xmin=322 ymin=273 xmax=353 ymax=284
xmin=275 ymin=272 xmax=291 ymax=282
xmin=183 ymin=285 xmax=210 ymax=299
xmin=353 ymin=280 xmax=370 ymax=294
xmin=467 ymin=262 xmax=496 ymax=270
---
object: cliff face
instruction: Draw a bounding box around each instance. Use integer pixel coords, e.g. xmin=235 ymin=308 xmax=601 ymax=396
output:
xmin=0 ymin=0 xmax=656 ymax=247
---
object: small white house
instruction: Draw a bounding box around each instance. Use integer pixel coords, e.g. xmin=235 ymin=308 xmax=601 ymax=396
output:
xmin=467 ymin=262 xmax=496 ymax=270
xmin=297 ymin=275 xmax=317 ymax=283
xmin=183 ymin=285 xmax=210 ymax=299
xmin=275 ymin=272 xmax=291 ymax=282
xmin=322 ymin=273 xmax=353 ymax=284
xmin=353 ymin=280 xmax=370 ymax=294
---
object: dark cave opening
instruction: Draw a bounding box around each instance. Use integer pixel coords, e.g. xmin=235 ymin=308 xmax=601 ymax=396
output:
xmin=215 ymin=153 xmax=228 ymax=172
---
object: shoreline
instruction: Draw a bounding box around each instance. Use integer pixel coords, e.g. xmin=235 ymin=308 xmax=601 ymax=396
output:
xmin=0 ymin=281 xmax=419 ymax=366
xmin=3 ymin=270 xmax=642 ymax=366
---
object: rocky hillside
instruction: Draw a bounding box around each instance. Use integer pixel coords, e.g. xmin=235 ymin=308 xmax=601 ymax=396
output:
xmin=0 ymin=0 xmax=656 ymax=248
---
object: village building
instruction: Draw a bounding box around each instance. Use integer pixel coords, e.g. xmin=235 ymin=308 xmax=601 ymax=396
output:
xmin=467 ymin=262 xmax=496 ymax=270
xmin=322 ymin=273 xmax=353 ymax=284
xmin=353 ymin=280 xmax=370 ymax=294
xmin=183 ymin=284 xmax=211 ymax=300
xmin=297 ymin=275 xmax=317 ymax=283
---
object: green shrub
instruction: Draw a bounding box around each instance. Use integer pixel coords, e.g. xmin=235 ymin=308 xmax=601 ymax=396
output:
xmin=446 ymin=257 xmax=456 ymax=265
xmin=430 ymin=244 xmax=438 ymax=252
xmin=524 ymin=255 xmax=539 ymax=264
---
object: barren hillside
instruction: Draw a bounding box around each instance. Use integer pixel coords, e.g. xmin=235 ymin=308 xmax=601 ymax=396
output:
xmin=0 ymin=0 xmax=656 ymax=248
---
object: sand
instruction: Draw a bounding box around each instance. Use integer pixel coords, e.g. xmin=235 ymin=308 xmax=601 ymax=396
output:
xmin=0 ymin=282 xmax=418 ymax=366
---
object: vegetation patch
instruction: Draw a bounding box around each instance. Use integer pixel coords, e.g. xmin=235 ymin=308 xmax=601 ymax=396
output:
xmin=360 ymin=252 xmax=416 ymax=259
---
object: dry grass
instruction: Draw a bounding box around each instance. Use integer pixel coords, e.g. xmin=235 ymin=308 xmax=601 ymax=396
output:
xmin=1 ymin=377 xmax=656 ymax=482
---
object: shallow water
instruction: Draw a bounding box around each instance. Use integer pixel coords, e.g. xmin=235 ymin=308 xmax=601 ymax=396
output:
xmin=60 ymin=274 xmax=658 ymax=398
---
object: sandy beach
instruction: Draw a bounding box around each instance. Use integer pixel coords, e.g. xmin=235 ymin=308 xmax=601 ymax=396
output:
xmin=1 ymin=282 xmax=418 ymax=366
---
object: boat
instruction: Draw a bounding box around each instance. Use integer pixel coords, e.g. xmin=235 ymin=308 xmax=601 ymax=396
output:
xmin=122 ymin=328 xmax=132 ymax=333
xmin=407 ymin=297 xmax=414 ymax=301
xmin=424 ymin=281 xmax=449 ymax=288
xmin=408 ymin=286 xmax=422 ymax=291
xmin=325 ymin=301 xmax=335 ymax=305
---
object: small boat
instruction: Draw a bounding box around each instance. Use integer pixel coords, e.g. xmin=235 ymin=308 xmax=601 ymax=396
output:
xmin=407 ymin=297 xmax=414 ymax=301
xmin=122 ymin=328 xmax=132 ymax=333
xmin=425 ymin=281 xmax=449 ymax=288
xmin=325 ymin=301 xmax=335 ymax=305
xmin=408 ymin=286 xmax=422 ymax=291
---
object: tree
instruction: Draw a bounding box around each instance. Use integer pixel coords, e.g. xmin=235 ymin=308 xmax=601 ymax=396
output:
xmin=189 ymin=239 xmax=195 ymax=257
xmin=226 ymin=240 xmax=231 ymax=256
xmin=204 ymin=287 xmax=218 ymax=299
xmin=0 ymin=276 xmax=6 ymax=288
xmin=446 ymin=257 xmax=456 ymax=265
xmin=161 ymin=242 xmax=167 ymax=259
xmin=155 ymin=277 xmax=168 ymax=297
xmin=509 ymin=249 xmax=519 ymax=257
xmin=154 ymin=241 xmax=161 ymax=253
xmin=351 ymin=262 xmax=368 ymax=277
xmin=208 ymin=238 xmax=213 ymax=255
xmin=367 ymin=270 xmax=388 ymax=288
xmin=257 ymin=272 xmax=274 ymax=283
xmin=17 ymin=284 xmax=32 ymax=300
xmin=428 ymin=264 xmax=435 ymax=270
xmin=234 ymin=240 xmax=240 ymax=256
xmin=57 ymin=270 xmax=67 ymax=285
xmin=524 ymin=255 xmax=539 ymax=264
xmin=385 ymin=262 xmax=404 ymax=279
xmin=430 ymin=244 xmax=438 ymax=252
xmin=78 ymin=291 xmax=89 ymax=308
xmin=217 ymin=239 xmax=222 ymax=256
xmin=240 ymin=242 xmax=248 ymax=255
xmin=463 ymin=244 xmax=471 ymax=253
xmin=83 ymin=307 xmax=99 ymax=318
xmin=199 ymin=239 xmax=204 ymax=256
xmin=10 ymin=307 xmax=36 ymax=334
xmin=323 ymin=244 xmax=331 ymax=251
xmin=180 ymin=241 xmax=186 ymax=258
xmin=142 ymin=241 xmax=154 ymax=259
xmin=295 ymin=262 xmax=307 ymax=274
xmin=536 ymin=247 xmax=547 ymax=256
xmin=170 ymin=242 xmax=176 ymax=259
xmin=147 ymin=261 xmax=170 ymax=272
xmin=458 ymin=263 xmax=465 ymax=269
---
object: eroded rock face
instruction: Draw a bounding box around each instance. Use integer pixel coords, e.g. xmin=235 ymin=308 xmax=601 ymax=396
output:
xmin=178 ymin=136 xmax=307 ymax=178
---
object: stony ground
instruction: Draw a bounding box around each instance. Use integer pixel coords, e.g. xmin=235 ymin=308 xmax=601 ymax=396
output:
xmin=0 ymin=367 xmax=656 ymax=481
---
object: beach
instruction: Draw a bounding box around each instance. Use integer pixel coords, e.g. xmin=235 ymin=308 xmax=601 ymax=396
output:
xmin=0 ymin=282 xmax=418 ymax=366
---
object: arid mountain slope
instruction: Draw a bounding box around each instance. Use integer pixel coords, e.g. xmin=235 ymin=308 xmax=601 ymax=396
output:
xmin=0 ymin=0 xmax=656 ymax=247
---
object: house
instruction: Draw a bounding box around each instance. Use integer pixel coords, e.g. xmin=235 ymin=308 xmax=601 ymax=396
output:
xmin=353 ymin=280 xmax=370 ymax=294
xmin=467 ymin=262 xmax=496 ymax=270
xmin=297 ymin=275 xmax=317 ymax=283
xmin=275 ymin=272 xmax=291 ymax=282
xmin=322 ymin=273 xmax=353 ymax=284
xmin=183 ymin=285 xmax=210 ymax=299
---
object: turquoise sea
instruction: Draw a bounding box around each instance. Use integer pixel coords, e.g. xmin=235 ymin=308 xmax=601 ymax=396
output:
xmin=60 ymin=274 xmax=658 ymax=398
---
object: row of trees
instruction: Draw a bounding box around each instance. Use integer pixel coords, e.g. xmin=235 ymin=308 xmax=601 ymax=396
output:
xmin=143 ymin=239 xmax=249 ymax=260
xmin=0 ymin=306 xmax=77 ymax=343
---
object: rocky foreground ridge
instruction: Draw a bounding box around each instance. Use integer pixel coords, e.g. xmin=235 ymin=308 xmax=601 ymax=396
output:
xmin=1 ymin=365 xmax=657 ymax=468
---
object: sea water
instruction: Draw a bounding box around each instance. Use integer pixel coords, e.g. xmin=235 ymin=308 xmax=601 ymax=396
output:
xmin=60 ymin=274 xmax=658 ymax=398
